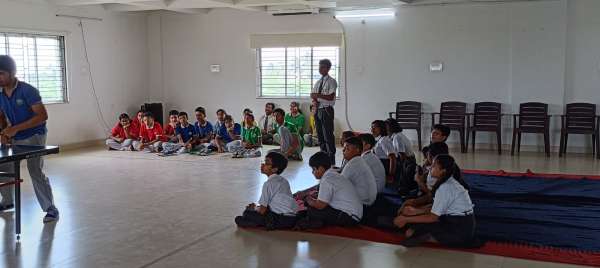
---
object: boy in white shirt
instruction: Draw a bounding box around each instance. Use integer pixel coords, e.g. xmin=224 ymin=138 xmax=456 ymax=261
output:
xmin=235 ymin=152 xmax=298 ymax=230
xmin=295 ymin=152 xmax=363 ymax=229
xmin=358 ymin=133 xmax=386 ymax=193
xmin=386 ymin=118 xmax=418 ymax=195
xmin=340 ymin=137 xmax=377 ymax=206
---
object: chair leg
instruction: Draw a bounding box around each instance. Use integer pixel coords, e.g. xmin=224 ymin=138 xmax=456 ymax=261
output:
xmin=563 ymin=133 xmax=569 ymax=156
xmin=559 ymin=131 xmax=565 ymax=157
xmin=471 ymin=130 xmax=476 ymax=153
xmin=497 ymin=130 xmax=502 ymax=155
xmin=517 ymin=132 xmax=522 ymax=153
xmin=592 ymin=134 xmax=595 ymax=156
xmin=544 ymin=130 xmax=551 ymax=157
xmin=417 ymin=129 xmax=422 ymax=151
xmin=511 ymin=129 xmax=517 ymax=156
xmin=460 ymin=129 xmax=466 ymax=153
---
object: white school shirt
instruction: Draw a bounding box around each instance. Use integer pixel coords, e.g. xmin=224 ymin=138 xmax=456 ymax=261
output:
xmin=318 ymin=169 xmax=363 ymax=219
xmin=373 ymin=135 xmax=395 ymax=159
xmin=258 ymin=174 xmax=298 ymax=215
xmin=311 ymin=75 xmax=338 ymax=109
xmin=341 ymin=156 xmax=378 ymax=206
xmin=431 ymin=177 xmax=474 ymax=217
xmin=362 ymin=150 xmax=386 ymax=193
xmin=391 ymin=132 xmax=414 ymax=157
xmin=426 ymin=167 xmax=436 ymax=190
xmin=258 ymin=114 xmax=276 ymax=132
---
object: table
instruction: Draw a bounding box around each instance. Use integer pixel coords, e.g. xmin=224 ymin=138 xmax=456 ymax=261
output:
xmin=0 ymin=145 xmax=59 ymax=240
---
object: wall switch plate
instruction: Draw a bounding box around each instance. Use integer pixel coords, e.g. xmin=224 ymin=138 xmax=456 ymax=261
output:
xmin=430 ymin=61 xmax=443 ymax=72
xmin=210 ymin=64 xmax=221 ymax=73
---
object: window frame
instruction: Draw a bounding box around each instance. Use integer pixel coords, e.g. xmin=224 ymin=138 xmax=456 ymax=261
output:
xmin=0 ymin=27 xmax=70 ymax=105
xmin=255 ymin=46 xmax=342 ymax=99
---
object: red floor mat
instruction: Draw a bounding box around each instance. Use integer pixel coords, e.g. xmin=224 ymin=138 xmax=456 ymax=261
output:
xmin=299 ymin=225 xmax=600 ymax=267
xmin=290 ymin=169 xmax=600 ymax=266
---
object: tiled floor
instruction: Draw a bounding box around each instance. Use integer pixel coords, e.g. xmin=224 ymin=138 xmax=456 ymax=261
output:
xmin=0 ymin=145 xmax=597 ymax=268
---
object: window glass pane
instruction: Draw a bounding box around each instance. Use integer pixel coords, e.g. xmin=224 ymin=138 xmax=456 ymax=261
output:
xmin=0 ymin=32 xmax=67 ymax=104
xmin=259 ymin=46 xmax=339 ymax=98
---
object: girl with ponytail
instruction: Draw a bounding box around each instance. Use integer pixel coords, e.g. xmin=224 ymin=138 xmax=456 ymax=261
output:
xmin=393 ymin=154 xmax=478 ymax=248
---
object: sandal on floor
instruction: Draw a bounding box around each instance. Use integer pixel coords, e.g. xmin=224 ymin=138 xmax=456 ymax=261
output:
xmin=0 ymin=203 xmax=14 ymax=212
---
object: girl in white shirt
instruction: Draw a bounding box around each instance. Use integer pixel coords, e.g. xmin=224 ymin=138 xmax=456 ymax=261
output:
xmin=393 ymin=154 xmax=477 ymax=248
xmin=371 ymin=120 xmax=397 ymax=185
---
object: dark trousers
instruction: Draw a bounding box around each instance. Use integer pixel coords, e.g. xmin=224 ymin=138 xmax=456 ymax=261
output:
xmin=316 ymin=107 xmax=336 ymax=165
xmin=236 ymin=209 xmax=297 ymax=230
xmin=362 ymin=194 xmax=401 ymax=228
xmin=410 ymin=214 xmax=476 ymax=247
xmin=396 ymin=155 xmax=418 ymax=193
xmin=306 ymin=206 xmax=359 ymax=228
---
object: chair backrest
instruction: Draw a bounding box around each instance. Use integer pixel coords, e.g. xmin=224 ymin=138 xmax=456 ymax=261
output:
xmin=519 ymin=102 xmax=548 ymax=129
xmin=394 ymin=101 xmax=421 ymax=129
xmin=565 ymin=103 xmax=597 ymax=131
xmin=439 ymin=101 xmax=467 ymax=128
xmin=474 ymin=102 xmax=502 ymax=129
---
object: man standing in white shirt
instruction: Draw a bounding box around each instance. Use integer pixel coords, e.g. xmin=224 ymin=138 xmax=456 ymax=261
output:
xmin=311 ymin=59 xmax=337 ymax=165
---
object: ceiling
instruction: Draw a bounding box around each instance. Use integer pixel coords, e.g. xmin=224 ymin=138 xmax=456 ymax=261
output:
xmin=44 ymin=0 xmax=545 ymax=14
xmin=43 ymin=0 xmax=414 ymax=14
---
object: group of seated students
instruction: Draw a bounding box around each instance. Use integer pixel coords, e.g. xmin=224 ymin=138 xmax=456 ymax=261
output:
xmin=235 ymin=123 xmax=479 ymax=248
xmin=106 ymin=102 xmax=311 ymax=159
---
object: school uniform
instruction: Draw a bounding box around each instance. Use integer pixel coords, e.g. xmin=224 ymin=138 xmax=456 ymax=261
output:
xmin=312 ymin=75 xmax=338 ymax=165
xmin=271 ymin=122 xmax=303 ymax=160
xmin=0 ymin=80 xmax=57 ymax=215
xmin=217 ymin=123 xmax=241 ymax=152
xmin=134 ymin=122 xmax=164 ymax=151
xmin=163 ymin=123 xmax=178 ymax=142
xmin=391 ymin=132 xmax=418 ymax=192
xmin=235 ymin=174 xmax=298 ymax=230
xmin=230 ymin=125 xmax=262 ymax=157
xmin=302 ymin=169 xmax=363 ymax=228
xmin=373 ymin=135 xmax=395 ymax=176
xmin=303 ymin=115 xmax=319 ymax=147
xmin=106 ymin=121 xmax=139 ymax=151
xmin=259 ymin=114 xmax=276 ymax=145
xmin=340 ymin=156 xmax=377 ymax=206
xmin=176 ymin=123 xmax=198 ymax=144
xmin=362 ymin=150 xmax=386 ymax=193
xmin=408 ymin=177 xmax=476 ymax=247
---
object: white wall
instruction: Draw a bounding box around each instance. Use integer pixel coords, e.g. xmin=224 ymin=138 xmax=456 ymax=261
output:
xmin=0 ymin=0 xmax=148 ymax=146
xmin=154 ymin=0 xmax=600 ymax=152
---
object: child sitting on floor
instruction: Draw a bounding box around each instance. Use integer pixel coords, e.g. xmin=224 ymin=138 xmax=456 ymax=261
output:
xmin=431 ymin=124 xmax=451 ymax=143
xmin=106 ymin=113 xmax=139 ymax=151
xmin=214 ymin=109 xmax=227 ymax=134
xmin=285 ymin=101 xmax=306 ymax=136
xmin=340 ymin=137 xmax=377 ymax=207
xmin=295 ymin=152 xmax=363 ymax=230
xmin=272 ymin=108 xmax=303 ymax=161
xmin=235 ymin=151 xmax=298 ymax=230
xmin=163 ymin=110 xmax=179 ymax=143
xmin=371 ymin=120 xmax=397 ymax=185
xmin=358 ymin=133 xmax=386 ymax=193
xmin=393 ymin=154 xmax=476 ymax=248
xmin=404 ymin=142 xmax=450 ymax=211
xmin=133 ymin=112 xmax=164 ymax=152
xmin=303 ymin=102 xmax=319 ymax=147
xmin=230 ymin=113 xmax=262 ymax=158
xmin=194 ymin=107 xmax=214 ymax=149
xmin=386 ymin=118 xmax=417 ymax=195
xmin=175 ymin=111 xmax=199 ymax=150
xmin=216 ymin=115 xmax=241 ymax=153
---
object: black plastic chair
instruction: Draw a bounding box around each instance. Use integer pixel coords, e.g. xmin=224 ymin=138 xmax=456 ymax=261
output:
xmin=389 ymin=101 xmax=422 ymax=150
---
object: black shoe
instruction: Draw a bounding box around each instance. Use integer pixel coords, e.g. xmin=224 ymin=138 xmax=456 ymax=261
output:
xmin=235 ymin=216 xmax=259 ymax=228
xmin=0 ymin=203 xmax=14 ymax=212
